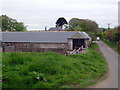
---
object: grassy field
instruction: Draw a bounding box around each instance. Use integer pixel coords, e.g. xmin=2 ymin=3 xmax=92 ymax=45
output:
xmin=2 ymin=43 xmax=107 ymax=88
xmin=103 ymin=40 xmax=120 ymax=54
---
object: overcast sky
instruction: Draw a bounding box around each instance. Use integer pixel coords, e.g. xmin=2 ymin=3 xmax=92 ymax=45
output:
xmin=0 ymin=0 xmax=119 ymax=30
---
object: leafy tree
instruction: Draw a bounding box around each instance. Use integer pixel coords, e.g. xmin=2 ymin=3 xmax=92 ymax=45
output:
xmin=69 ymin=18 xmax=81 ymax=30
xmin=0 ymin=15 xmax=27 ymax=31
xmin=117 ymin=26 xmax=120 ymax=32
xmin=68 ymin=18 xmax=98 ymax=32
xmin=101 ymin=31 xmax=108 ymax=39
xmin=100 ymin=27 xmax=120 ymax=42
xmin=108 ymin=31 xmax=113 ymax=41
xmin=56 ymin=17 xmax=68 ymax=29
xmin=113 ymin=32 xmax=120 ymax=42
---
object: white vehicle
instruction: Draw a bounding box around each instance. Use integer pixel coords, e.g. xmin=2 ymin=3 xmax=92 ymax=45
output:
xmin=97 ymin=37 xmax=100 ymax=41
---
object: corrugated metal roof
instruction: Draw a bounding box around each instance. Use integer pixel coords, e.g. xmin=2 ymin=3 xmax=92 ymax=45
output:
xmin=1 ymin=31 xmax=90 ymax=43
xmin=71 ymin=32 xmax=86 ymax=39
xmin=80 ymin=32 xmax=91 ymax=40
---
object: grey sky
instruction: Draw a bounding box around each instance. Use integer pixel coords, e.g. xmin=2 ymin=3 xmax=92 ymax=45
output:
xmin=0 ymin=0 xmax=119 ymax=30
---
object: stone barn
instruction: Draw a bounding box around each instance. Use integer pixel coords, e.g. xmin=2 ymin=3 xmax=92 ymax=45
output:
xmin=1 ymin=31 xmax=91 ymax=54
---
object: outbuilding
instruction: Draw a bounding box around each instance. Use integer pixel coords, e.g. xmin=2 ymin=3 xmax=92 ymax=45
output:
xmin=1 ymin=31 xmax=91 ymax=54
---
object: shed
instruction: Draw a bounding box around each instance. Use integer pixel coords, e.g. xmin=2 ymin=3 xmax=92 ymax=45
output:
xmin=1 ymin=31 xmax=91 ymax=53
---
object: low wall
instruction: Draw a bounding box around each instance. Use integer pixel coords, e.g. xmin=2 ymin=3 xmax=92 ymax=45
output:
xmin=2 ymin=42 xmax=68 ymax=54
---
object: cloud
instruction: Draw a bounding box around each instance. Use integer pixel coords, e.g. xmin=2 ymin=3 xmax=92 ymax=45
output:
xmin=1 ymin=0 xmax=119 ymax=30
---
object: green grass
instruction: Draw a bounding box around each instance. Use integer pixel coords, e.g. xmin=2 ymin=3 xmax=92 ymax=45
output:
xmin=2 ymin=43 xmax=107 ymax=88
xmin=103 ymin=39 xmax=120 ymax=54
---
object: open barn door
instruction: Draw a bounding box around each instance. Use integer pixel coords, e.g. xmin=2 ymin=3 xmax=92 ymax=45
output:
xmin=73 ymin=39 xmax=85 ymax=49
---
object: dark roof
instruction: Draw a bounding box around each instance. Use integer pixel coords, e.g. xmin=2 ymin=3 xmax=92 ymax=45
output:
xmin=48 ymin=27 xmax=64 ymax=31
xmin=1 ymin=31 xmax=90 ymax=43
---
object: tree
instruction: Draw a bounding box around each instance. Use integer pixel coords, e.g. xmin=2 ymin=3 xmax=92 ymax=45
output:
xmin=68 ymin=18 xmax=98 ymax=32
xmin=69 ymin=18 xmax=81 ymax=30
xmin=113 ymin=32 xmax=120 ymax=42
xmin=56 ymin=17 xmax=68 ymax=29
xmin=0 ymin=15 xmax=27 ymax=31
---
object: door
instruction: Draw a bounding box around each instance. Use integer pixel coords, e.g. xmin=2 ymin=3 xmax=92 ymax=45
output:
xmin=73 ymin=39 xmax=84 ymax=49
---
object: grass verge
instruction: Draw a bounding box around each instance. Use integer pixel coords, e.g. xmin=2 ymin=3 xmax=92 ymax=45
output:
xmin=2 ymin=43 xmax=107 ymax=88
xmin=103 ymin=39 xmax=120 ymax=54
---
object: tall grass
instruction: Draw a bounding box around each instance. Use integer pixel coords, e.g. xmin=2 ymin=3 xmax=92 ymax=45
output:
xmin=2 ymin=43 xmax=107 ymax=88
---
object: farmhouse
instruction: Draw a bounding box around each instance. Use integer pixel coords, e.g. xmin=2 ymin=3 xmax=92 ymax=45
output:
xmin=1 ymin=31 xmax=91 ymax=54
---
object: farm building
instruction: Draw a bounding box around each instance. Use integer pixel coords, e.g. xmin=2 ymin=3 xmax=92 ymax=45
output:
xmin=1 ymin=31 xmax=91 ymax=54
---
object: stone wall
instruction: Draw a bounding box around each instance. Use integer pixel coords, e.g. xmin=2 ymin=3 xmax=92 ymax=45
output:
xmin=67 ymin=38 xmax=73 ymax=50
xmin=2 ymin=42 xmax=68 ymax=54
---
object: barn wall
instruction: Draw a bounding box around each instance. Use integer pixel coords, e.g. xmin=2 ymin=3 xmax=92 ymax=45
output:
xmin=33 ymin=43 xmax=67 ymax=49
xmin=85 ymin=39 xmax=91 ymax=48
xmin=2 ymin=40 xmax=91 ymax=53
xmin=2 ymin=42 xmax=69 ymax=54
xmin=68 ymin=38 xmax=91 ymax=50
xmin=67 ymin=38 xmax=73 ymax=50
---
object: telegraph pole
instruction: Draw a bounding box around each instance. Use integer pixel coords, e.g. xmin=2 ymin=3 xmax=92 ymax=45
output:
xmin=45 ymin=26 xmax=47 ymax=31
xmin=107 ymin=23 xmax=111 ymax=30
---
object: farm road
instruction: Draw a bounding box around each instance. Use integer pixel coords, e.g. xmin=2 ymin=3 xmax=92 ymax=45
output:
xmin=91 ymin=41 xmax=118 ymax=88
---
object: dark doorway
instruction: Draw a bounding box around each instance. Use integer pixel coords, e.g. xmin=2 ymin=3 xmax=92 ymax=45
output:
xmin=73 ymin=39 xmax=85 ymax=49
